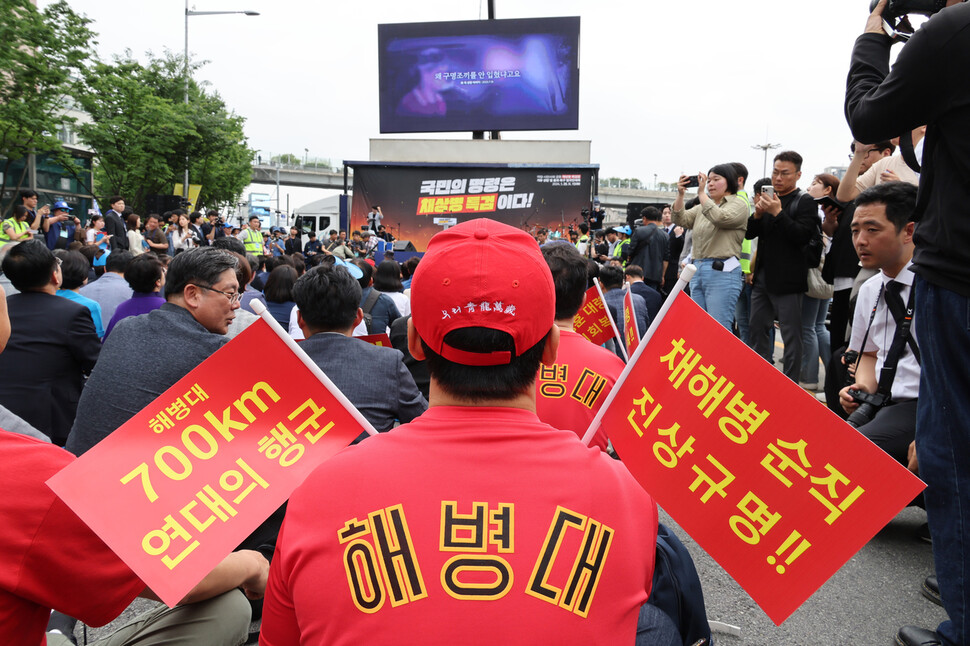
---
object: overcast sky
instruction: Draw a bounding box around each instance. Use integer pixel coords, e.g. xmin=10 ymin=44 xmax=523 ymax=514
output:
xmin=45 ymin=0 xmax=898 ymax=208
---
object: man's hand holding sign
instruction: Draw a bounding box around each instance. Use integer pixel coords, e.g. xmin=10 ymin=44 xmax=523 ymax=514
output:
xmin=585 ymin=265 xmax=925 ymax=624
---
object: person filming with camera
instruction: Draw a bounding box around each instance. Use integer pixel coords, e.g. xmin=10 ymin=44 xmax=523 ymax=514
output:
xmin=838 ymin=182 xmax=919 ymax=467
xmin=846 ymin=0 xmax=970 ymax=643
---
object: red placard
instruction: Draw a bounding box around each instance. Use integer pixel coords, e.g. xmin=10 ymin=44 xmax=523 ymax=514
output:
xmin=591 ymin=293 xmax=924 ymax=624
xmin=355 ymin=333 xmax=392 ymax=348
xmin=623 ymin=287 xmax=640 ymax=356
xmin=47 ymin=318 xmax=370 ymax=607
xmin=573 ymin=286 xmax=615 ymax=346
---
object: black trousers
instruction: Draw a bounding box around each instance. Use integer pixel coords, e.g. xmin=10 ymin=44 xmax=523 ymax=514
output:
xmin=857 ymin=399 xmax=918 ymax=466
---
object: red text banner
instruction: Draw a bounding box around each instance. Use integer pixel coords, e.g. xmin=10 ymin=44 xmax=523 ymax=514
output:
xmin=623 ymin=287 xmax=640 ymax=356
xmin=47 ymin=318 xmax=368 ymax=606
xmin=350 ymin=164 xmax=594 ymax=250
xmin=594 ymin=294 xmax=924 ymax=624
xmin=573 ymin=286 xmax=614 ymax=347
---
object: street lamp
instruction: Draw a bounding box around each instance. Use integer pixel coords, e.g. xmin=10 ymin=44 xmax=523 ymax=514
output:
xmin=183 ymin=2 xmax=259 ymax=203
xmin=751 ymin=142 xmax=782 ymax=180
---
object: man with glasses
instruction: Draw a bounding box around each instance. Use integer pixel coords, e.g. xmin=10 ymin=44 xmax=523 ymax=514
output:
xmin=837 ymin=135 xmax=922 ymax=204
xmin=746 ymin=150 xmax=821 ymax=381
xmin=0 ymin=241 xmax=101 ymax=445
xmin=66 ymin=247 xmax=241 ymax=456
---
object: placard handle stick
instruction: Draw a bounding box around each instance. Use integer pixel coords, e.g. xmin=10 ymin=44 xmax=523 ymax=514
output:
xmin=581 ymin=264 xmax=697 ymax=446
xmin=252 ymin=301 xmax=378 ymax=436
xmin=594 ymin=276 xmax=628 ymax=362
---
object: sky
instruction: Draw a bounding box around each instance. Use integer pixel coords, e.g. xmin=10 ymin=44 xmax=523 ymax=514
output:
xmin=44 ymin=0 xmax=897 ymax=209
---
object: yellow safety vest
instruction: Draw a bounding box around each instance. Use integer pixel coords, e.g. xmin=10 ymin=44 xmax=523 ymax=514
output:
xmin=0 ymin=218 xmax=28 ymax=243
xmin=243 ymin=228 xmax=263 ymax=255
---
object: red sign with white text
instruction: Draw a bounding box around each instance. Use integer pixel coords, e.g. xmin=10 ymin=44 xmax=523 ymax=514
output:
xmin=573 ymin=286 xmax=615 ymax=346
xmin=47 ymin=319 xmax=368 ymax=606
xmin=623 ymin=288 xmax=640 ymax=355
xmin=594 ymin=294 xmax=924 ymax=624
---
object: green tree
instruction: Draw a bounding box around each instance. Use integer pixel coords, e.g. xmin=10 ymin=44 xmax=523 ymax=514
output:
xmin=0 ymin=0 xmax=95 ymax=215
xmin=75 ymin=51 xmax=253 ymax=213
xmin=271 ymin=153 xmax=300 ymax=166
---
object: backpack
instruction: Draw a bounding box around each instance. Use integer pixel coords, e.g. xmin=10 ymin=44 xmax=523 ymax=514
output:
xmin=792 ymin=191 xmax=824 ymax=269
xmin=361 ymin=287 xmax=382 ymax=332
xmin=645 ymin=522 xmax=713 ymax=646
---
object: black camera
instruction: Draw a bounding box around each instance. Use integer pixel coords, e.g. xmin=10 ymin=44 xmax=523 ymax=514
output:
xmin=841 ymin=349 xmax=860 ymax=386
xmin=870 ymin=0 xmax=946 ymax=19
xmin=869 ymin=0 xmax=947 ymax=40
xmin=845 ymin=388 xmax=889 ymax=428
xmin=684 ymin=175 xmax=700 ymax=189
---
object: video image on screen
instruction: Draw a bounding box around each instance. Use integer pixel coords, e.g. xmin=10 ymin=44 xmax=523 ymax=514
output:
xmin=378 ymin=17 xmax=580 ymax=134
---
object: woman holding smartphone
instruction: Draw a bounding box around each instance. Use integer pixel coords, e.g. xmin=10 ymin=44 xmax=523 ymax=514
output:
xmin=672 ymin=164 xmax=749 ymax=329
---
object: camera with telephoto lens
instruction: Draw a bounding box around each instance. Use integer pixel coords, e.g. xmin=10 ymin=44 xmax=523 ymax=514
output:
xmin=869 ymin=0 xmax=947 ymax=40
xmin=870 ymin=0 xmax=947 ymax=19
xmin=845 ymin=388 xmax=889 ymax=428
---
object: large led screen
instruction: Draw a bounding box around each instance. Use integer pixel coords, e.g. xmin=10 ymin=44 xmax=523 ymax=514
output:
xmin=378 ymin=17 xmax=580 ymax=134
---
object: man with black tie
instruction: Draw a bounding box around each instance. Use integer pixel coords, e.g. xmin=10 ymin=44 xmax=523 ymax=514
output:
xmin=103 ymin=195 xmax=129 ymax=251
xmin=838 ymin=182 xmax=919 ymax=467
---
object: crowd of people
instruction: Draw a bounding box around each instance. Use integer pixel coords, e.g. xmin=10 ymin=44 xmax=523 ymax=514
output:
xmin=1 ymin=0 xmax=969 ymax=643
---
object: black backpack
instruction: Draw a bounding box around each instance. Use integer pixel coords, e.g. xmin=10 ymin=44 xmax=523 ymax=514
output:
xmin=361 ymin=287 xmax=382 ymax=332
xmin=645 ymin=522 xmax=713 ymax=646
xmin=791 ymin=191 xmax=824 ymax=269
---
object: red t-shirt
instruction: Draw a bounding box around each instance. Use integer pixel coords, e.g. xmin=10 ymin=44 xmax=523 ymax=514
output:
xmin=535 ymin=329 xmax=626 ymax=452
xmin=261 ymin=406 xmax=657 ymax=646
xmin=0 ymin=432 xmax=144 ymax=646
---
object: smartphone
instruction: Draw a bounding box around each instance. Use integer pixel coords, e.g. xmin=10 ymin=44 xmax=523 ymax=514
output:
xmin=814 ymin=195 xmax=843 ymax=211
xmin=684 ymin=175 xmax=700 ymax=188
xmin=761 ymin=186 xmax=775 ymax=198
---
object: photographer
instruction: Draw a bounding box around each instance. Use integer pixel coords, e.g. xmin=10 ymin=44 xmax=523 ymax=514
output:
xmin=837 ymin=182 xmax=918 ymax=467
xmin=846 ymin=1 xmax=970 ymax=644
xmin=673 ymin=165 xmax=748 ymax=330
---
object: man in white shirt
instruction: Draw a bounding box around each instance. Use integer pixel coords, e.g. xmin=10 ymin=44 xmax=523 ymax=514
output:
xmin=839 ymin=182 xmax=919 ymax=466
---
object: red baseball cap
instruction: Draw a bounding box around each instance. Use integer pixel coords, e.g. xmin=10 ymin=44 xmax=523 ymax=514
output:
xmin=411 ymin=218 xmax=555 ymax=366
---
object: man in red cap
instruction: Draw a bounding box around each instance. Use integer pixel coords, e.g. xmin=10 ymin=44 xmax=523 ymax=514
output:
xmin=261 ymin=219 xmax=660 ymax=645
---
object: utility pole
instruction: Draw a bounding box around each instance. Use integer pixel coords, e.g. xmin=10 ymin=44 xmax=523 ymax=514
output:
xmin=752 ymin=142 xmax=781 ymax=179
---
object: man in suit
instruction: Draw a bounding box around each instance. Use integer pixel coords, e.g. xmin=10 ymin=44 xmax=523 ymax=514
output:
xmin=600 ymin=263 xmax=648 ymax=339
xmin=625 ymin=264 xmax=663 ymax=323
xmin=625 ymin=207 xmax=669 ymax=290
xmin=79 ymin=250 xmax=133 ymax=330
xmin=103 ymin=195 xmax=130 ymax=251
xmin=0 ymin=241 xmax=101 ymax=445
xmin=66 ymin=247 xmax=240 ymax=456
xmin=293 ymin=262 xmax=427 ymax=443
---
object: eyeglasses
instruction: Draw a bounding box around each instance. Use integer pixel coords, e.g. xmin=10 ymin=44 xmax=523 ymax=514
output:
xmin=771 ymin=169 xmax=795 ymax=177
xmin=190 ymin=283 xmax=241 ymax=305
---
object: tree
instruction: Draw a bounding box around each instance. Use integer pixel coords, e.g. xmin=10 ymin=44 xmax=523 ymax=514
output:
xmin=0 ymin=0 xmax=95 ymax=215
xmin=75 ymin=51 xmax=253 ymax=213
xmin=271 ymin=153 xmax=300 ymax=166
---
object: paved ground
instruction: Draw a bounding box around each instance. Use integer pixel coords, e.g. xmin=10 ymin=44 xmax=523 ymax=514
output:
xmin=664 ymin=506 xmax=944 ymax=645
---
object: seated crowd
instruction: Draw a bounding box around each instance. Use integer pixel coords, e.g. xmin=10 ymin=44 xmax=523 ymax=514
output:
xmin=0 ymin=134 xmax=927 ymax=646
